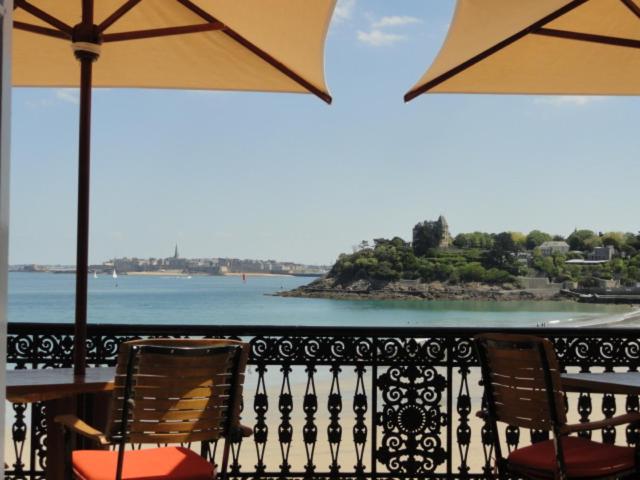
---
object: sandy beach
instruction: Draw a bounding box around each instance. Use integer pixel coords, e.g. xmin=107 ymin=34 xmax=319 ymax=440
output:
xmin=569 ymin=305 xmax=640 ymax=328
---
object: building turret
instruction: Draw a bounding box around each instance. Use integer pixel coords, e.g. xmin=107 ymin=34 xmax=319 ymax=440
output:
xmin=437 ymin=215 xmax=453 ymax=248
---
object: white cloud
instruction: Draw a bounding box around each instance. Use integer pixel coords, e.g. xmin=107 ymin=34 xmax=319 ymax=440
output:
xmin=358 ymin=13 xmax=421 ymax=47
xmin=55 ymin=89 xmax=80 ymax=105
xmin=534 ymin=95 xmax=608 ymax=107
xmin=372 ymin=15 xmax=421 ymax=28
xmin=334 ymin=0 xmax=356 ymax=22
xmin=357 ymin=29 xmax=406 ymax=47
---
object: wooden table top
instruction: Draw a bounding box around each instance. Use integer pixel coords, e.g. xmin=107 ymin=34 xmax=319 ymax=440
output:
xmin=561 ymin=372 xmax=640 ymax=395
xmin=6 ymin=367 xmax=116 ymax=403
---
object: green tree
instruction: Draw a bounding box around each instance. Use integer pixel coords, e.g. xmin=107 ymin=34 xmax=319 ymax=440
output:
xmin=601 ymin=232 xmax=625 ymax=251
xmin=412 ymin=221 xmax=443 ymax=256
xmin=485 ymin=232 xmax=522 ymax=274
xmin=459 ymin=263 xmax=486 ymax=282
xmin=484 ymin=268 xmax=513 ymax=284
xmin=453 ymin=232 xmax=494 ymax=249
xmin=628 ymin=266 xmax=640 ymax=282
xmin=627 ymin=232 xmax=640 ymax=251
xmin=510 ymin=232 xmax=527 ymax=249
xmin=453 ymin=233 xmax=470 ymax=249
xmin=371 ymin=261 xmax=399 ymax=280
xmin=611 ymin=258 xmax=627 ymax=278
xmin=357 ymin=240 xmax=371 ymax=251
xmin=567 ymin=229 xmax=600 ymax=251
xmin=526 ymin=230 xmax=552 ymax=250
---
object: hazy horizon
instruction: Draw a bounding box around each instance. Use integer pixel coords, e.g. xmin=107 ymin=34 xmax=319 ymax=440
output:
xmin=10 ymin=0 xmax=640 ymax=266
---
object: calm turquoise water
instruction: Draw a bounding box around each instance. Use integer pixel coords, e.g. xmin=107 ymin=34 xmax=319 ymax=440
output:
xmin=7 ymin=272 xmax=634 ymax=328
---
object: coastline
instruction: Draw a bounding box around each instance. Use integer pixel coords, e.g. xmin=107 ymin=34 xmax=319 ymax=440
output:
xmin=126 ymin=270 xmax=196 ymax=277
xmin=122 ymin=271 xmax=295 ymax=278
xmin=223 ymin=272 xmax=293 ymax=277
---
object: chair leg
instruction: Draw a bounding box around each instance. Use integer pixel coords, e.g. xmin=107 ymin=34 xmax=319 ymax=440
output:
xmin=62 ymin=426 xmax=74 ymax=480
xmin=497 ymin=458 xmax=509 ymax=480
xmin=218 ymin=440 xmax=231 ymax=480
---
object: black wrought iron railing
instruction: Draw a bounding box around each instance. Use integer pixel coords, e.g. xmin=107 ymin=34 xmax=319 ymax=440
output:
xmin=5 ymin=323 xmax=640 ymax=479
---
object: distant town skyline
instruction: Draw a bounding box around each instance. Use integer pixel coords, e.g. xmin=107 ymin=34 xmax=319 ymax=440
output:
xmin=11 ymin=243 xmax=330 ymax=277
xmin=10 ymin=242 xmax=329 ymax=266
xmin=10 ymin=0 xmax=640 ymax=266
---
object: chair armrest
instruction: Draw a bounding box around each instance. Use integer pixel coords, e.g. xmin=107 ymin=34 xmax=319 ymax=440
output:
xmin=227 ymin=423 xmax=253 ymax=441
xmin=237 ymin=423 xmax=253 ymax=437
xmin=54 ymin=414 xmax=110 ymax=446
xmin=475 ymin=411 xmax=488 ymax=420
xmin=561 ymin=412 xmax=640 ymax=434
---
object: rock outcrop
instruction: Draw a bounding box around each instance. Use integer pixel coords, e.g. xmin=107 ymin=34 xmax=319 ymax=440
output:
xmin=276 ymin=277 xmax=563 ymax=302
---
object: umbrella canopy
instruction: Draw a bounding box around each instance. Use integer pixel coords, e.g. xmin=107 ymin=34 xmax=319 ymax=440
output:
xmin=13 ymin=0 xmax=335 ymax=375
xmin=405 ymin=0 xmax=640 ymax=101
xmin=14 ymin=0 xmax=333 ymax=100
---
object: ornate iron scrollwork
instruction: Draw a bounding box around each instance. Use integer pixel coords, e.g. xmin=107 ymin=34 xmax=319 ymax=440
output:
xmin=376 ymin=363 xmax=447 ymax=475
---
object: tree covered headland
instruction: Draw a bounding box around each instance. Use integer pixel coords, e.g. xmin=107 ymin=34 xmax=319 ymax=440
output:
xmin=328 ymin=219 xmax=640 ymax=288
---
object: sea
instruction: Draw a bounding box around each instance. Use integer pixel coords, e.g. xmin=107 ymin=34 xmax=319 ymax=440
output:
xmin=7 ymin=272 xmax=638 ymax=328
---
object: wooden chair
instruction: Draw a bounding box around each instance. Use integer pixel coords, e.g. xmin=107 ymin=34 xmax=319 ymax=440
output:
xmin=474 ymin=333 xmax=640 ymax=480
xmin=55 ymin=339 xmax=251 ymax=480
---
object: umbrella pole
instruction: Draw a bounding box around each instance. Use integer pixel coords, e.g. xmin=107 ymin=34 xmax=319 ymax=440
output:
xmin=72 ymin=1 xmax=98 ymax=376
xmin=73 ymin=54 xmax=93 ymax=377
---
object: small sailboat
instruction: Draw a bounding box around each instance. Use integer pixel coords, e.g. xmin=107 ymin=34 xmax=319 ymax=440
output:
xmin=93 ymin=270 xmax=98 ymax=279
xmin=113 ymin=268 xmax=118 ymax=287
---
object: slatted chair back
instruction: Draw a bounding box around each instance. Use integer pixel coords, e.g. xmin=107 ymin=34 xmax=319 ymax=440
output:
xmin=474 ymin=333 xmax=566 ymax=432
xmin=106 ymin=339 xmax=248 ymax=445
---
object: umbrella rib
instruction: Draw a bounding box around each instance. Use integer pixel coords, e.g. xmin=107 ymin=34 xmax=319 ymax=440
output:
xmin=103 ymin=23 xmax=225 ymax=42
xmin=534 ymin=28 xmax=640 ymax=49
xmin=620 ymin=0 xmax=640 ymax=19
xmin=14 ymin=0 xmax=72 ymax=35
xmin=404 ymin=0 xmax=589 ymax=101
xmin=98 ymin=0 xmax=142 ymax=33
xmin=14 ymin=20 xmax=70 ymax=40
xmin=176 ymin=0 xmax=332 ymax=104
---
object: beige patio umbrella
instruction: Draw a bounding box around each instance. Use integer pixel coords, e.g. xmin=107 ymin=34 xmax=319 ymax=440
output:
xmin=405 ymin=0 xmax=640 ymax=101
xmin=13 ymin=0 xmax=335 ymax=375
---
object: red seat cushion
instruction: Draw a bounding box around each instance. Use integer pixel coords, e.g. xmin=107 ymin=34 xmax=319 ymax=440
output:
xmin=508 ymin=436 xmax=635 ymax=478
xmin=73 ymin=446 xmax=215 ymax=480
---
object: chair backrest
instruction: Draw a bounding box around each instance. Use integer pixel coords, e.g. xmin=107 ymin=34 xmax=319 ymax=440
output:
xmin=106 ymin=338 xmax=249 ymax=444
xmin=474 ymin=333 xmax=566 ymax=431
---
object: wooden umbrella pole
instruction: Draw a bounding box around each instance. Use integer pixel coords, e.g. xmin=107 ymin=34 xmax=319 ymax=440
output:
xmin=73 ymin=55 xmax=92 ymax=377
xmin=72 ymin=0 xmax=99 ymax=376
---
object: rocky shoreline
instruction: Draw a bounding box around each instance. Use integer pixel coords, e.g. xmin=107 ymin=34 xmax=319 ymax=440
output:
xmin=276 ymin=277 xmax=565 ymax=302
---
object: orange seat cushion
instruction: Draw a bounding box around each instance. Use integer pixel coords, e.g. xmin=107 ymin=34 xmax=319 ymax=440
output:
xmin=508 ymin=436 xmax=635 ymax=478
xmin=73 ymin=446 xmax=215 ymax=480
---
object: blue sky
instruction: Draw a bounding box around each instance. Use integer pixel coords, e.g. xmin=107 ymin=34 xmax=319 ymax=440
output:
xmin=9 ymin=0 xmax=640 ymax=266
